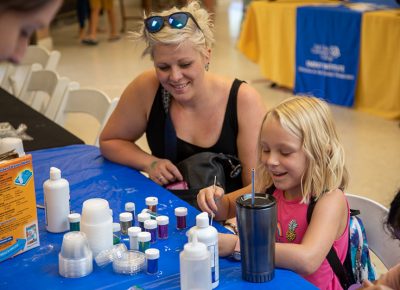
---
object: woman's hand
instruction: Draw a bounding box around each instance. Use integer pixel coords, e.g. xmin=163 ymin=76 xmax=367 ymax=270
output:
xmin=197 ymin=185 xmax=225 ymax=215
xmin=218 ymin=233 xmax=239 ymax=257
xmin=147 ymin=159 xmax=183 ymax=186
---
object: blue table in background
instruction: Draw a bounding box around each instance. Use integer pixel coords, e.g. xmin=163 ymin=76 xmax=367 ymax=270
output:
xmin=0 ymin=145 xmax=317 ymax=289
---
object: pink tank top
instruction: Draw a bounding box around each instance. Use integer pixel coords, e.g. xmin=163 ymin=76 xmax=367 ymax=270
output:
xmin=273 ymin=189 xmax=349 ymax=290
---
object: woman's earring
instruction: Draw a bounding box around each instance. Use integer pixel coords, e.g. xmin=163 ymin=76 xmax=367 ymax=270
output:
xmin=205 ymin=63 xmax=210 ymax=71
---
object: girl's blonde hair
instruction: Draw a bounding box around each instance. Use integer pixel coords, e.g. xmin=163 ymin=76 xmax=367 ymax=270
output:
xmin=131 ymin=0 xmax=214 ymax=59
xmin=256 ymin=96 xmax=348 ymax=203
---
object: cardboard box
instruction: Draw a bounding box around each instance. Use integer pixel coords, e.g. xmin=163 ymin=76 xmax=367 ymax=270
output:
xmin=0 ymin=154 xmax=39 ymax=262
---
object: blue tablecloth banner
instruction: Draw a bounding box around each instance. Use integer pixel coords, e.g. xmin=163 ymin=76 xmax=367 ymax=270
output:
xmin=294 ymin=5 xmax=362 ymax=107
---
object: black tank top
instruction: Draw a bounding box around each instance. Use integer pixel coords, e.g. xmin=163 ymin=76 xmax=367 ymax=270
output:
xmin=146 ymin=79 xmax=243 ymax=163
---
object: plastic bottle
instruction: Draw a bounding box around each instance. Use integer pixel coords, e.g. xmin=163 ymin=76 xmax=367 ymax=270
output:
xmin=180 ymin=231 xmax=212 ymax=290
xmin=189 ymin=212 xmax=219 ymax=288
xmin=43 ymin=167 xmax=70 ymax=233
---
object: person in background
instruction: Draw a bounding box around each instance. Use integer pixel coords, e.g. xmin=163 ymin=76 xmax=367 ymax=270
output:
xmin=0 ymin=0 xmax=62 ymax=64
xmin=82 ymin=0 xmax=119 ymax=45
xmin=76 ymin=0 xmax=91 ymax=41
xmin=358 ymin=189 xmax=400 ymax=290
xmin=197 ymin=96 xmax=350 ymax=290
xmin=99 ymin=1 xmax=265 ymax=192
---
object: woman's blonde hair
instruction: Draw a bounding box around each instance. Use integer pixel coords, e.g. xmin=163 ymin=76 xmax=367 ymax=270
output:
xmin=256 ymin=96 xmax=348 ymax=203
xmin=131 ymin=0 xmax=214 ymax=59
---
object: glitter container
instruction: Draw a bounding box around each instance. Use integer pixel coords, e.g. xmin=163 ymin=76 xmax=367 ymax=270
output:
xmin=156 ymin=215 xmax=169 ymax=239
xmin=119 ymin=212 xmax=133 ymax=235
xmin=144 ymin=219 xmax=157 ymax=243
xmin=112 ymin=222 xmax=121 ymax=245
xmin=112 ymin=250 xmax=146 ymax=275
xmin=128 ymin=226 xmax=141 ymax=250
xmin=175 ymin=207 xmax=187 ymax=230
xmin=138 ymin=232 xmax=151 ymax=252
xmin=68 ymin=213 xmax=81 ymax=231
xmin=125 ymin=202 xmax=136 ymax=224
xmin=145 ymin=197 xmax=158 ymax=213
xmin=145 ymin=248 xmax=160 ymax=275
xmin=95 ymin=243 xmax=127 ymax=267
xmin=137 ymin=212 xmax=151 ymax=231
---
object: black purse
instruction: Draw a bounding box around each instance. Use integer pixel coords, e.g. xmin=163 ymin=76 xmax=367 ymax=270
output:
xmin=162 ymin=88 xmax=242 ymax=207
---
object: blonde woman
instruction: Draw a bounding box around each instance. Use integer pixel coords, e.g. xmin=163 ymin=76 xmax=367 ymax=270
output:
xmin=100 ymin=1 xmax=265 ymax=197
xmin=197 ymin=96 xmax=350 ymax=290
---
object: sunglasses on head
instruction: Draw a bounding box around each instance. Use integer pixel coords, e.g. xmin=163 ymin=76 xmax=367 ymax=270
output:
xmin=144 ymin=12 xmax=202 ymax=33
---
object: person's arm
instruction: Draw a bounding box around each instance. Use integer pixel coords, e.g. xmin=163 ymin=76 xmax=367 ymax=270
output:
xmin=197 ymin=184 xmax=252 ymax=221
xmin=99 ymin=70 xmax=182 ymax=185
xmin=275 ymin=189 xmax=348 ymax=275
xmin=235 ymin=82 xmax=266 ymax=186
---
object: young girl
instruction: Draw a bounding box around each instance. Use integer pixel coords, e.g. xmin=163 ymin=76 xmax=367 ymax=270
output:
xmin=197 ymin=96 xmax=350 ymax=290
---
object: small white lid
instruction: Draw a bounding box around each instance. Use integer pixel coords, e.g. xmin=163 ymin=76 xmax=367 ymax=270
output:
xmin=119 ymin=212 xmax=133 ymax=222
xmin=145 ymin=248 xmax=160 ymax=260
xmin=156 ymin=215 xmax=169 ymax=225
xmin=144 ymin=219 xmax=157 ymax=229
xmin=183 ymin=232 xmax=208 ymax=259
xmin=145 ymin=197 xmax=158 ymax=206
xmin=137 ymin=231 xmax=151 ymax=242
xmin=112 ymin=222 xmax=121 ymax=232
xmin=137 ymin=212 xmax=151 ymax=222
xmin=125 ymin=202 xmax=135 ymax=212
xmin=174 ymin=207 xmax=187 ymax=216
xmin=50 ymin=167 xmax=61 ymax=180
xmin=68 ymin=213 xmax=81 ymax=223
xmin=196 ymin=212 xmax=209 ymax=228
xmin=128 ymin=226 xmax=141 ymax=237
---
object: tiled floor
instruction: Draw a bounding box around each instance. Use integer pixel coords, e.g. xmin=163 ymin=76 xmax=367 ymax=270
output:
xmin=51 ymin=0 xmax=400 ymax=209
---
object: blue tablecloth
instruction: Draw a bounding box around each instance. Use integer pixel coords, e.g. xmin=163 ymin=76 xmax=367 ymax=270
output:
xmin=0 ymin=145 xmax=317 ymax=289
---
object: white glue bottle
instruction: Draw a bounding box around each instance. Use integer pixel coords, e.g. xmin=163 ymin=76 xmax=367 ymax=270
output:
xmin=180 ymin=231 xmax=212 ymax=290
xmin=189 ymin=212 xmax=219 ymax=288
xmin=43 ymin=167 xmax=70 ymax=233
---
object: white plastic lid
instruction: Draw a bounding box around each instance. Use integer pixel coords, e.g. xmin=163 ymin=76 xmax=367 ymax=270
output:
xmin=144 ymin=219 xmax=157 ymax=230
xmin=119 ymin=212 xmax=133 ymax=222
xmin=50 ymin=167 xmax=61 ymax=180
xmin=156 ymin=215 xmax=169 ymax=225
xmin=196 ymin=212 xmax=209 ymax=228
xmin=145 ymin=197 xmax=158 ymax=206
xmin=174 ymin=207 xmax=187 ymax=217
xmin=128 ymin=226 xmax=141 ymax=237
xmin=125 ymin=202 xmax=135 ymax=212
xmin=137 ymin=232 xmax=151 ymax=242
xmin=183 ymin=232 xmax=208 ymax=259
xmin=137 ymin=212 xmax=151 ymax=222
xmin=113 ymin=222 xmax=121 ymax=232
xmin=68 ymin=213 xmax=81 ymax=223
xmin=145 ymin=248 xmax=160 ymax=260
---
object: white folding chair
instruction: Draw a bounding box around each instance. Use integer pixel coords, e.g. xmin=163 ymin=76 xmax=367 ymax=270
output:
xmin=17 ymin=69 xmax=70 ymax=120
xmin=346 ymin=193 xmax=400 ymax=269
xmin=55 ymin=84 xmax=119 ymax=146
xmin=21 ymin=45 xmax=61 ymax=70
xmin=2 ymin=45 xmax=60 ymax=96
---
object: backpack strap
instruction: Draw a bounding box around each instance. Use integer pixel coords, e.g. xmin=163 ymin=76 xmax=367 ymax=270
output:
xmin=307 ymin=198 xmax=351 ymax=290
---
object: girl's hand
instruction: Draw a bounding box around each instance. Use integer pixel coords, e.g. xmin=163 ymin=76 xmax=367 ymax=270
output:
xmin=218 ymin=233 xmax=238 ymax=257
xmin=147 ymin=159 xmax=182 ymax=185
xmin=358 ymin=280 xmax=394 ymax=290
xmin=197 ymin=185 xmax=225 ymax=215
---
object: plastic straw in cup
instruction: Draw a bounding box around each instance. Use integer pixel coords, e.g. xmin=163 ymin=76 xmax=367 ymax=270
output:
xmin=251 ymin=168 xmax=255 ymax=207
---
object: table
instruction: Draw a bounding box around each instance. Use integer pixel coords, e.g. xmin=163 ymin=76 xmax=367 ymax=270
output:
xmin=0 ymin=88 xmax=84 ymax=151
xmin=238 ymin=1 xmax=400 ymax=119
xmin=0 ymin=145 xmax=317 ymax=289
